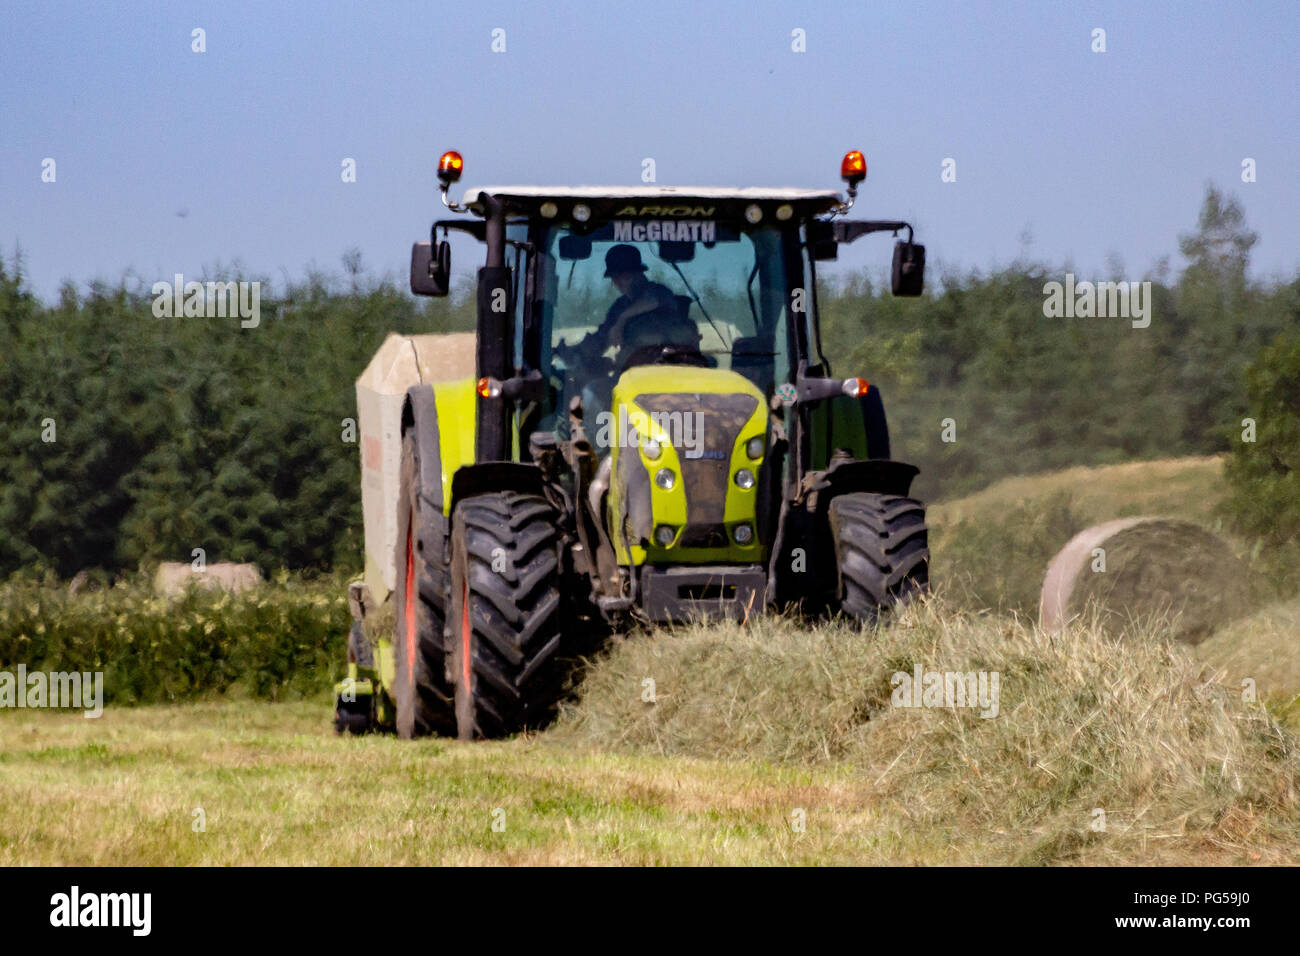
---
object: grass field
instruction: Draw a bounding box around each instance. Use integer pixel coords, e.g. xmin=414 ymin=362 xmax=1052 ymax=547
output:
xmin=1 ymin=699 xmax=912 ymax=866
xmin=3 ymin=597 xmax=1297 ymax=866
xmin=926 ymin=455 xmax=1286 ymax=616
xmin=930 ymin=455 xmax=1230 ymax=532
xmin=2 ymin=456 xmax=1297 ymax=866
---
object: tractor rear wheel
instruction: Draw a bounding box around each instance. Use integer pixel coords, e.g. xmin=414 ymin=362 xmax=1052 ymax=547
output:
xmin=392 ymin=430 xmax=456 ymax=738
xmin=448 ymin=491 xmax=564 ymax=740
xmin=828 ymin=493 xmax=929 ymax=621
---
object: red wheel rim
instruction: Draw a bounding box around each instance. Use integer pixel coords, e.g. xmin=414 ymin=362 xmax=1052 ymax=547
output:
xmin=403 ymin=519 xmax=416 ymax=690
xmin=460 ymin=578 xmax=472 ymax=690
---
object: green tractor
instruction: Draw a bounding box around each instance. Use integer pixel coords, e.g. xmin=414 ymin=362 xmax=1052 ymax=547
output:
xmin=335 ymin=148 xmax=930 ymax=740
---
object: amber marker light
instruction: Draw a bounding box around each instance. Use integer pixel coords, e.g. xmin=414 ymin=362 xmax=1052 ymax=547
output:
xmin=840 ymin=150 xmax=867 ymax=186
xmin=842 ymin=377 xmax=870 ymax=398
xmin=438 ymin=150 xmax=464 ymax=184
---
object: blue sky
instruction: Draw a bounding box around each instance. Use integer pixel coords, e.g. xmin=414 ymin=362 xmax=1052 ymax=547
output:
xmin=2 ymin=0 xmax=1297 ymax=301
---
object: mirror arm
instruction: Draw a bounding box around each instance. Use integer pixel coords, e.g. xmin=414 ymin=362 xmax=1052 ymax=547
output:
xmin=794 ymin=370 xmax=849 ymax=404
xmin=440 ymin=181 xmax=469 ymax=214
xmin=833 ymin=220 xmax=914 ymax=245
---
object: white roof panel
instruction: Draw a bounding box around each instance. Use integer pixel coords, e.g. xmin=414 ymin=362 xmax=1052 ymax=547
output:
xmin=462 ymin=185 xmax=842 ymax=204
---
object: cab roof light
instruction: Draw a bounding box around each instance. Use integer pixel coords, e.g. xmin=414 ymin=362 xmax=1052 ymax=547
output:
xmin=438 ymin=150 xmax=468 ymax=213
xmin=438 ymin=150 xmax=464 ymax=185
xmin=841 ymin=150 xmax=867 ymax=186
xmin=840 ymin=149 xmax=867 ymax=211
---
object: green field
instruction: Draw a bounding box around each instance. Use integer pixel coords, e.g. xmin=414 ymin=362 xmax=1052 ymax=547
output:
xmin=3 ymin=456 xmax=1298 ymax=866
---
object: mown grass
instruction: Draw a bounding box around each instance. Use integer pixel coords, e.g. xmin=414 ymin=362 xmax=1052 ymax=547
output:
xmin=1197 ymin=596 xmax=1300 ymax=736
xmin=3 ymin=596 xmax=1297 ymax=865
xmin=556 ymin=598 xmax=1300 ymax=864
xmin=3 ymin=454 xmax=1298 ymax=865
xmin=0 ymin=699 xmax=888 ymax=865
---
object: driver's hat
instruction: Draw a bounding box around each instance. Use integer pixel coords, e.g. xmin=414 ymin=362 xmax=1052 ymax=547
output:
xmin=604 ymin=244 xmax=649 ymax=277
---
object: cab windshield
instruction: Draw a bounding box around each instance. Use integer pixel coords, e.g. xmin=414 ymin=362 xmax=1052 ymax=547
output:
xmin=534 ymin=219 xmax=799 ymax=430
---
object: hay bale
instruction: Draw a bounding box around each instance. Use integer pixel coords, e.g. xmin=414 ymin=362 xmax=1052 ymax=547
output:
xmin=153 ymin=561 xmax=263 ymax=596
xmin=67 ymin=569 xmax=106 ymax=596
xmin=1039 ymin=517 xmax=1250 ymax=643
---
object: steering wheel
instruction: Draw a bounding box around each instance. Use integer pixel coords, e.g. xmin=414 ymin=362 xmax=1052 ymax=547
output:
xmin=555 ymin=337 xmax=615 ymax=393
xmin=617 ymin=343 xmax=710 ymax=377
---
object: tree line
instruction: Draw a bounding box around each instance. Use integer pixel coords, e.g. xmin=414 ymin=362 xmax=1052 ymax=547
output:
xmin=1 ymin=186 xmax=1295 ymax=578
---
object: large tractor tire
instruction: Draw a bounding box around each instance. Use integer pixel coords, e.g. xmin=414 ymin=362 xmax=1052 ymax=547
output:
xmin=828 ymin=493 xmax=929 ymax=621
xmin=447 ymin=491 xmax=564 ymax=740
xmin=392 ymin=429 xmax=456 ymax=738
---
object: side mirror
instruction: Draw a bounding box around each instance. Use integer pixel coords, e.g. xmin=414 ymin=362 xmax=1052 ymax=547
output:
xmin=558 ymin=234 xmax=592 ymax=261
xmin=410 ymin=240 xmax=450 ymax=296
xmin=891 ymin=241 xmax=925 ymax=296
xmin=807 ymin=220 xmax=838 ymax=261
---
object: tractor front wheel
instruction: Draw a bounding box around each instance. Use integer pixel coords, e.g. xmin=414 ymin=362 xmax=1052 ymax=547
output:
xmin=448 ymin=491 xmax=564 ymax=740
xmin=828 ymin=493 xmax=929 ymax=621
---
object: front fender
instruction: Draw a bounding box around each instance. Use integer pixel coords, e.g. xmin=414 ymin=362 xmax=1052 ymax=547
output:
xmin=450 ymin=462 xmax=547 ymax=512
xmin=402 ymin=378 xmax=477 ymax=515
xmin=817 ymin=458 xmax=919 ymax=500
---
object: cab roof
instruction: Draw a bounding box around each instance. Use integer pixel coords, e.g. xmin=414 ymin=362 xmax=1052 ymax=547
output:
xmin=460 ymin=185 xmax=844 ymax=217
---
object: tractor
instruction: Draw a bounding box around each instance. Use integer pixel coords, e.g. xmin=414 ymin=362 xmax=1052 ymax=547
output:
xmin=335 ymin=149 xmax=930 ymax=740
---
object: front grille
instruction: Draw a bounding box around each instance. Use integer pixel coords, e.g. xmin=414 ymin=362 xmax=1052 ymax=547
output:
xmin=634 ymin=392 xmax=758 ymax=543
xmin=678 ymin=524 xmax=728 ymax=549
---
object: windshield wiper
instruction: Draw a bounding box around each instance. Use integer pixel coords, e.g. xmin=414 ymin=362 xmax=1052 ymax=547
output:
xmin=664 ymin=259 xmax=731 ymax=351
xmin=745 ymin=261 xmax=761 ymax=332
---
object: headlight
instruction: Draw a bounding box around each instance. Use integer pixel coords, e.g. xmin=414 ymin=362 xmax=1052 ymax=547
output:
xmin=655 ymin=468 xmax=675 ymax=490
xmin=733 ymin=524 xmax=754 ymax=545
xmin=734 ymin=468 xmax=755 ymax=489
xmin=654 ymin=525 xmax=676 ymax=546
xmin=745 ymin=437 xmax=764 ymax=459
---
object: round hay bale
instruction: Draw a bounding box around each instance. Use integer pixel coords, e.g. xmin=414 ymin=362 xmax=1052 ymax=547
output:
xmin=1039 ymin=517 xmax=1250 ymax=643
xmin=153 ymin=561 xmax=263 ymax=596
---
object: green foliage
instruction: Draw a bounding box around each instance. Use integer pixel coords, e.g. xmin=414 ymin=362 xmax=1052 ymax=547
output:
xmin=0 ymin=185 xmax=1293 ymax=577
xmin=0 ymin=571 xmax=348 ymax=702
xmin=0 ymin=258 xmax=474 ymax=576
xmin=817 ymin=187 xmax=1294 ymax=505
xmin=1223 ymin=330 xmax=1300 ymax=552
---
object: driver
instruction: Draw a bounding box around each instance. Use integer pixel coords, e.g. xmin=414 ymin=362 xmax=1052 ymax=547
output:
xmin=582 ymin=245 xmax=678 ymax=361
xmin=567 ymin=244 xmax=694 ymax=437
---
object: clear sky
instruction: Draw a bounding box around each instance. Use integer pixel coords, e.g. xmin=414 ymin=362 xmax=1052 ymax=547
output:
xmin=2 ymin=0 xmax=1297 ymax=301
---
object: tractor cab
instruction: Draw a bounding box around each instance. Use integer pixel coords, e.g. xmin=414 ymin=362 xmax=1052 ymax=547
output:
xmin=520 ymin=189 xmax=827 ymax=438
